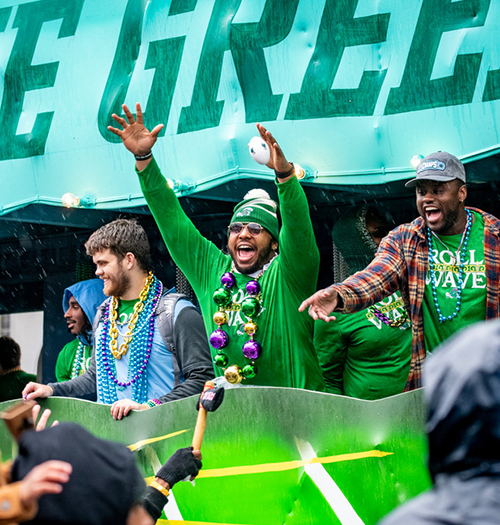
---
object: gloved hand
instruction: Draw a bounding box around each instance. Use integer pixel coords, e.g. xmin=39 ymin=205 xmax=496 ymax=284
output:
xmin=155 ymin=447 xmax=202 ymax=489
xmin=196 ymin=386 xmax=225 ymax=412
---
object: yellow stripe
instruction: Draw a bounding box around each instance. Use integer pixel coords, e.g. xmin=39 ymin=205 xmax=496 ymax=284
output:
xmin=196 ymin=449 xmax=392 ymax=478
xmin=127 ymin=429 xmax=189 ymax=451
xmin=145 ymin=449 xmax=392 ymax=484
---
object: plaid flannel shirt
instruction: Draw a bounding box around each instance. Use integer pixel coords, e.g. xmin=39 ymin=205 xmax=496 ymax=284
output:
xmin=331 ymin=207 xmax=500 ymax=390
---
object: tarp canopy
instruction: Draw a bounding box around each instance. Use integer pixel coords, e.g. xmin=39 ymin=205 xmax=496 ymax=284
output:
xmin=1 ymin=0 xmax=499 ymax=216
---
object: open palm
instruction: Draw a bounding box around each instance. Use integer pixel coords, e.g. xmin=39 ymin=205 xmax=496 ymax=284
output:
xmin=108 ymin=103 xmax=164 ymax=156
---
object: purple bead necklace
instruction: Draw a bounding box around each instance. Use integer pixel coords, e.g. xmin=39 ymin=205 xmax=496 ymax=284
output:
xmin=210 ymin=269 xmax=263 ymax=384
xmin=368 ymin=304 xmax=408 ymax=328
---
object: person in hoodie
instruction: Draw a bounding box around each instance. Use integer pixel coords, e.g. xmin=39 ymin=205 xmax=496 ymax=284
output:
xmin=380 ymin=319 xmax=500 ymax=525
xmin=55 ymin=279 xmax=106 ymax=382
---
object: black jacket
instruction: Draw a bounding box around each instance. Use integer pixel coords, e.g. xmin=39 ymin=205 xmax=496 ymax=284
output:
xmin=49 ymin=289 xmax=213 ymax=403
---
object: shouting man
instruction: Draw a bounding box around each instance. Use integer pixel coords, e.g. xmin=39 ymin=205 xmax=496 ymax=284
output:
xmin=301 ymin=152 xmax=500 ymax=390
xmin=109 ymin=103 xmax=325 ymax=391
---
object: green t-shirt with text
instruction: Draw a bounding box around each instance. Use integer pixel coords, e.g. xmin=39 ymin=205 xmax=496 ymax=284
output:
xmin=314 ymin=291 xmax=412 ymax=400
xmin=423 ymin=211 xmax=487 ymax=352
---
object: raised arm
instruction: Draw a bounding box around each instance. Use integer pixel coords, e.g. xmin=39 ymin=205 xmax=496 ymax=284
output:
xmin=257 ymin=124 xmax=320 ymax=297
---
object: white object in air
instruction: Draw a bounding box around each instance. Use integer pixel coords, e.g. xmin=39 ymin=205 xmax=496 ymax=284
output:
xmin=248 ymin=136 xmax=270 ymax=165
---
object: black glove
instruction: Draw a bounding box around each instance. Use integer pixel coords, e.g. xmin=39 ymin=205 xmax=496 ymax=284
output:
xmin=196 ymin=386 xmax=225 ymax=412
xmin=155 ymin=447 xmax=202 ymax=488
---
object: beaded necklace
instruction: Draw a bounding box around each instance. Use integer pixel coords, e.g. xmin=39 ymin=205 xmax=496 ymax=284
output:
xmin=430 ymin=221 xmax=470 ymax=265
xmin=210 ymin=269 xmax=263 ymax=384
xmin=109 ymin=273 xmax=156 ymax=359
xmin=427 ymin=208 xmax=472 ymax=323
xmin=71 ymin=342 xmax=90 ymax=378
xmin=96 ymin=272 xmax=162 ymax=404
xmin=368 ymin=304 xmax=409 ymax=328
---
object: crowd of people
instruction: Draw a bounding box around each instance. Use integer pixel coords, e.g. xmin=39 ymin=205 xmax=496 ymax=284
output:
xmin=1 ymin=109 xmax=500 ymax=523
xmin=1 ymin=112 xmax=494 ymax=406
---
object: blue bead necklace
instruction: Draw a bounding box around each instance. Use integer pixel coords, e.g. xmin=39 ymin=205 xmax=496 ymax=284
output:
xmin=96 ymin=274 xmax=162 ymax=404
xmin=71 ymin=342 xmax=90 ymax=379
xmin=427 ymin=208 xmax=472 ymax=323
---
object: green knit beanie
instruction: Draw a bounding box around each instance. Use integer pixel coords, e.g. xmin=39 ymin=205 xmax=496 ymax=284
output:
xmin=230 ymin=189 xmax=279 ymax=241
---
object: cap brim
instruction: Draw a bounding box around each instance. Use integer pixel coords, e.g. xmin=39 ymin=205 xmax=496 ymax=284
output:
xmin=405 ymin=174 xmax=460 ymax=188
xmin=405 ymin=178 xmax=418 ymax=188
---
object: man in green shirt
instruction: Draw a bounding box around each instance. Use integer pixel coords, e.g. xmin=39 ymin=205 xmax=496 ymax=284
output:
xmin=0 ymin=336 xmax=36 ymax=402
xmin=55 ymin=279 xmax=106 ymax=382
xmin=301 ymin=151 xmax=500 ymax=390
xmin=109 ymin=103 xmax=325 ymax=391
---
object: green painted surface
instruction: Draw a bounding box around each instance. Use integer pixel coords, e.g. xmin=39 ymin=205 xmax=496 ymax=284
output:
xmin=0 ymin=387 xmax=431 ymax=524
xmin=0 ymin=0 xmax=499 ymax=214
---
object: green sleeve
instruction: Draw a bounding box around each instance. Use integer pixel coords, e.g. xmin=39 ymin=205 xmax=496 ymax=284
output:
xmin=55 ymin=340 xmax=78 ymax=382
xmin=137 ymin=158 xmax=226 ymax=292
xmin=276 ymin=175 xmax=320 ymax=296
xmin=313 ymin=317 xmax=348 ymax=395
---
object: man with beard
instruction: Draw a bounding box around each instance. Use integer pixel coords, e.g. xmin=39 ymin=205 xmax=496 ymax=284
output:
xmin=55 ymin=279 xmax=106 ymax=382
xmin=301 ymin=152 xmax=500 ymax=390
xmin=23 ymin=219 xmax=214 ymax=419
xmin=108 ymin=103 xmax=324 ymax=391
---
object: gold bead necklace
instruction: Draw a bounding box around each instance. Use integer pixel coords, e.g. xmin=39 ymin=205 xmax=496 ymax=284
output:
xmin=108 ymin=271 xmax=154 ymax=359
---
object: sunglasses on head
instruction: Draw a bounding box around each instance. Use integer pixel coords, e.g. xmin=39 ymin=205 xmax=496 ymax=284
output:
xmin=228 ymin=222 xmax=264 ymax=237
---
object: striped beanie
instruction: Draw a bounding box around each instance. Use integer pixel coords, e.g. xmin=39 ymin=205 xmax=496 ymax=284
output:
xmin=230 ymin=189 xmax=279 ymax=241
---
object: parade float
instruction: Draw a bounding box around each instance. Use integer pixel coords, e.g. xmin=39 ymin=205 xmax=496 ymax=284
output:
xmin=1 ymin=1 xmax=499 ymax=522
xmin=1 ymin=387 xmax=430 ymax=524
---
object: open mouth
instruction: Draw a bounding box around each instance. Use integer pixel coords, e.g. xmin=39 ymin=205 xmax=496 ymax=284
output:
xmin=425 ymin=206 xmax=442 ymax=224
xmin=237 ymin=244 xmax=256 ymax=263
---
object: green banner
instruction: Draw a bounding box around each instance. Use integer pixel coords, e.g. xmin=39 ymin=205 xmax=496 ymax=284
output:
xmin=0 ymin=388 xmax=431 ymax=524
xmin=0 ymin=0 xmax=499 ymax=215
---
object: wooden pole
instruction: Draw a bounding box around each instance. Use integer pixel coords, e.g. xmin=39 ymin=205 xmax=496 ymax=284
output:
xmin=191 ymin=380 xmax=215 ymax=451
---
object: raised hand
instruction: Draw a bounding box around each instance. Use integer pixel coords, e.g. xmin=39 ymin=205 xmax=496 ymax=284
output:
xmin=32 ymin=404 xmax=59 ymax=431
xmin=256 ymin=123 xmax=292 ymax=173
xmin=108 ymin=103 xmax=164 ymax=157
xmin=298 ymin=286 xmax=339 ymax=322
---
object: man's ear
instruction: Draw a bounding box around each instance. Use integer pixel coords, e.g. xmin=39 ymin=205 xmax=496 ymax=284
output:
xmin=123 ymin=252 xmax=136 ymax=269
xmin=458 ymin=183 xmax=467 ymax=203
xmin=272 ymin=241 xmax=278 ymax=251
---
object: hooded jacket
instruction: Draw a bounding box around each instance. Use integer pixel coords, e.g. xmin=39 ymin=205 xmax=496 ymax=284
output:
xmin=62 ymin=279 xmax=107 ymax=346
xmin=380 ymin=319 xmax=500 ymax=525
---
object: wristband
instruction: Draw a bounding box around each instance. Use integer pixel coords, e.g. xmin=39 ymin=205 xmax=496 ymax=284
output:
xmin=274 ymin=162 xmax=295 ymax=179
xmin=143 ymin=398 xmax=162 ymax=409
xmin=150 ymin=480 xmax=169 ymax=497
xmin=134 ymin=151 xmax=153 ymax=161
